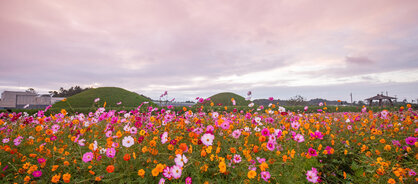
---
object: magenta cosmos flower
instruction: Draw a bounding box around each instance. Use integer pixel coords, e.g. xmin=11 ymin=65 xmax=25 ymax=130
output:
xmin=405 ymin=137 xmax=416 ymax=146
xmin=185 ymin=177 xmax=192 ymax=184
xmin=32 ymin=170 xmax=42 ymax=177
xmin=307 ymin=148 xmax=318 ymax=157
xmin=261 ymin=128 xmax=270 ymax=137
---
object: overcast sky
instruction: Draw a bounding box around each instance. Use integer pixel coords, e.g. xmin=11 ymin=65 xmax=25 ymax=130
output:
xmin=0 ymin=0 xmax=417 ymax=102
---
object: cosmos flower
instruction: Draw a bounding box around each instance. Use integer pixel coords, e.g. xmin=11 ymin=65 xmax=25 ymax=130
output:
xmin=294 ymin=134 xmax=305 ymax=143
xmin=306 ymin=167 xmax=319 ymax=183
xmin=230 ymin=154 xmax=241 ymax=164
xmin=170 ymin=165 xmax=182 ymax=179
xmin=122 ymin=136 xmax=135 ymax=147
xmin=32 ymin=170 xmax=42 ymax=177
xmin=106 ymin=147 xmax=116 ymax=158
xmin=163 ymin=166 xmax=172 ymax=179
xmin=82 ymin=152 xmax=94 ymax=163
xmin=307 ymin=148 xmax=318 ymax=157
xmin=161 ymin=132 xmax=168 ymax=144
xmin=174 ymin=154 xmax=188 ymax=167
xmin=261 ymin=128 xmax=270 ymax=137
xmin=185 ymin=177 xmax=192 ymax=184
xmin=201 ymin=133 xmax=214 ymax=146
xmin=405 ymin=137 xmax=416 ymax=145
xmin=266 ymin=141 xmax=275 ymax=151
xmin=232 ymin=129 xmax=241 ymax=139
xmin=261 ymin=171 xmax=271 ymax=182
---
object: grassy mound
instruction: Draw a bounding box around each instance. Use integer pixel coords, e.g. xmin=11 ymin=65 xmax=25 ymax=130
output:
xmin=53 ymin=87 xmax=154 ymax=109
xmin=205 ymin=92 xmax=249 ymax=106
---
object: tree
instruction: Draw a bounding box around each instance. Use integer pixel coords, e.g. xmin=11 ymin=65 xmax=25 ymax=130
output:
xmin=49 ymin=86 xmax=91 ymax=97
xmin=288 ymin=95 xmax=307 ymax=106
xmin=26 ymin=88 xmax=37 ymax=94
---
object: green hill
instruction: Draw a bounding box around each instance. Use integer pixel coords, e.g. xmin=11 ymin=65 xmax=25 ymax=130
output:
xmin=204 ymin=92 xmax=249 ymax=106
xmin=53 ymin=87 xmax=154 ymax=108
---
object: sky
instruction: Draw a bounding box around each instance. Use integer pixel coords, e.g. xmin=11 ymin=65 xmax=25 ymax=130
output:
xmin=0 ymin=0 xmax=418 ymax=102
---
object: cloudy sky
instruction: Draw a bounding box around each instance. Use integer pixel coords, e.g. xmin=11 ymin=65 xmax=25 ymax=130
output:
xmin=1 ymin=0 xmax=417 ymax=102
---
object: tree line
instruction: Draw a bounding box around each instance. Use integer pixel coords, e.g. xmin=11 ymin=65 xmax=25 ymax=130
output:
xmin=48 ymin=86 xmax=91 ymax=97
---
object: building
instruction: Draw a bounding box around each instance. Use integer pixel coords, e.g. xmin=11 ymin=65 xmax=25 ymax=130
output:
xmin=0 ymin=91 xmax=65 ymax=109
xmin=365 ymin=94 xmax=397 ymax=106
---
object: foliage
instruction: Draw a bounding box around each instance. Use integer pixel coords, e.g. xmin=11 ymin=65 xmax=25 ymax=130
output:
xmin=0 ymin=101 xmax=416 ymax=183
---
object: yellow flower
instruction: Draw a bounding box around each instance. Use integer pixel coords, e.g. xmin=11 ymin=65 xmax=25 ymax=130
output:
xmin=247 ymin=170 xmax=257 ymax=179
xmin=388 ymin=178 xmax=396 ymax=184
xmin=219 ymin=161 xmax=226 ymax=173
xmin=259 ymin=162 xmax=269 ymax=171
xmin=51 ymin=165 xmax=59 ymax=172
xmin=63 ymin=173 xmax=71 ymax=183
xmin=138 ymin=169 xmax=145 ymax=178
xmin=51 ymin=174 xmax=61 ymax=183
xmin=152 ymin=168 xmax=159 ymax=177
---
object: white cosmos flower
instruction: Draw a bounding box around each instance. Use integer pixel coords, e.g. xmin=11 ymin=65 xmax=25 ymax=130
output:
xmin=201 ymin=133 xmax=214 ymax=146
xmin=174 ymin=154 xmax=188 ymax=167
xmin=122 ymin=136 xmax=135 ymax=148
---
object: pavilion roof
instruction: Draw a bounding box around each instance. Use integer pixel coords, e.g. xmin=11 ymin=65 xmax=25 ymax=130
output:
xmin=365 ymin=94 xmax=397 ymax=101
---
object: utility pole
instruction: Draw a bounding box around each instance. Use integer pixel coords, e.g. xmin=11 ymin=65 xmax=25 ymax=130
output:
xmin=350 ymin=93 xmax=352 ymax=104
xmin=386 ymin=91 xmax=388 ymax=96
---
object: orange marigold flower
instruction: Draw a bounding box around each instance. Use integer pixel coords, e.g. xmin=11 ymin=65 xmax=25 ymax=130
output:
xmin=248 ymin=170 xmax=257 ymax=179
xmin=51 ymin=174 xmax=61 ymax=183
xmin=123 ymin=154 xmax=131 ymax=161
xmin=138 ymin=169 xmax=145 ymax=178
xmin=106 ymin=165 xmax=115 ymax=173
xmin=62 ymin=173 xmax=71 ymax=183
xmin=388 ymin=178 xmax=396 ymax=184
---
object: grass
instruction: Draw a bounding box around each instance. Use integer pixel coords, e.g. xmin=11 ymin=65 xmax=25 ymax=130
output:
xmin=52 ymin=87 xmax=154 ymax=109
xmin=200 ymin=92 xmax=249 ymax=106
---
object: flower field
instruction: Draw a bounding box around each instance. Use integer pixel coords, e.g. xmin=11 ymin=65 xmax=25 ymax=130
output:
xmin=0 ymin=103 xmax=416 ymax=183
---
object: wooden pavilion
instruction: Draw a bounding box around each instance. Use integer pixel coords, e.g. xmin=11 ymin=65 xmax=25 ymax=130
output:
xmin=365 ymin=94 xmax=397 ymax=106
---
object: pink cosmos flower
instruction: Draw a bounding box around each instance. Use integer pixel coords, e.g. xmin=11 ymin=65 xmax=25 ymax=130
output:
xmin=310 ymin=131 xmax=323 ymax=140
xmin=163 ymin=166 xmax=172 ymax=179
xmin=307 ymin=148 xmax=318 ymax=157
xmin=267 ymin=141 xmax=275 ymax=151
xmin=32 ymin=170 xmax=42 ymax=177
xmin=106 ymin=147 xmax=116 ymax=158
xmin=232 ymin=130 xmax=241 ymax=139
xmin=159 ymin=178 xmax=166 ymax=184
xmin=174 ymin=154 xmax=188 ymax=167
xmin=13 ymin=136 xmax=23 ymax=146
xmin=233 ymin=154 xmax=242 ymax=163
xmin=291 ymin=121 xmax=300 ymax=130
xmin=405 ymin=137 xmax=416 ymax=146
xmin=185 ymin=177 xmax=192 ymax=184
xmin=261 ymin=171 xmax=271 ymax=182
xmin=130 ymin=127 xmax=137 ymax=134
xmin=221 ymin=122 xmax=230 ymax=130
xmin=82 ymin=152 xmax=94 ymax=163
xmin=294 ymin=134 xmax=305 ymax=143
xmin=161 ymin=132 xmax=168 ymax=144
xmin=171 ymin=165 xmax=182 ymax=179
xmin=306 ymin=167 xmax=319 ymax=183
xmin=37 ymin=158 xmax=46 ymax=164
xmin=94 ymin=98 xmax=100 ymax=103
